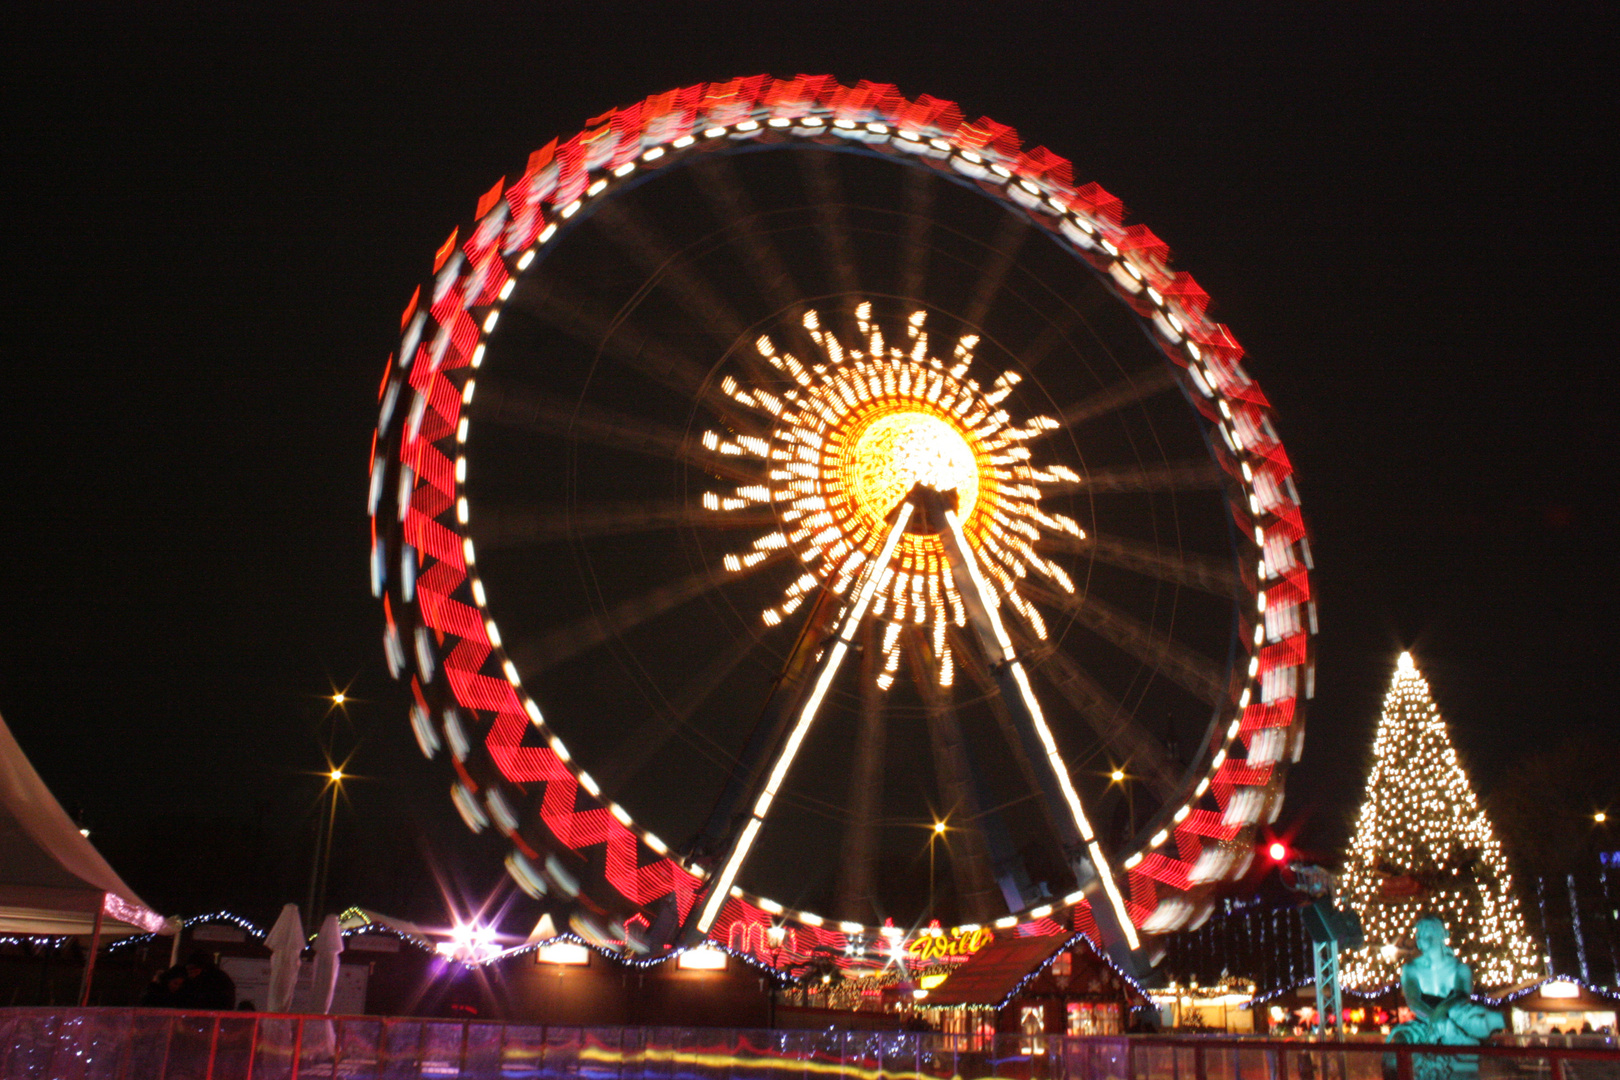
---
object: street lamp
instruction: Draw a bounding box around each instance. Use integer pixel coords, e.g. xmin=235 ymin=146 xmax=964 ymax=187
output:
xmin=929 ymin=819 xmax=947 ymax=921
xmin=1108 ymin=766 xmax=1135 ymax=837
xmin=1597 ymin=812 xmax=1609 ymax=824
xmin=306 ymin=766 xmax=347 ymax=925
xmin=307 ymin=680 xmax=357 ymax=923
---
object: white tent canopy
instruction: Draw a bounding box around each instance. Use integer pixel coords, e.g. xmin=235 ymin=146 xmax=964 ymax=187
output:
xmin=0 ymin=708 xmax=166 ymax=938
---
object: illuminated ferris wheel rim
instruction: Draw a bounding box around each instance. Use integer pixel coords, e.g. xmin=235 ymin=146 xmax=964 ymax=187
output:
xmin=371 ymin=75 xmax=1315 ymax=954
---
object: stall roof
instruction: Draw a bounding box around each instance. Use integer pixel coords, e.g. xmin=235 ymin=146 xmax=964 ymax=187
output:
xmin=340 ymin=908 xmax=434 ymax=943
xmin=0 ymin=709 xmax=166 ymax=937
xmin=923 ymin=932 xmax=1072 ymax=1007
xmin=1498 ymin=978 xmax=1620 ymax=1011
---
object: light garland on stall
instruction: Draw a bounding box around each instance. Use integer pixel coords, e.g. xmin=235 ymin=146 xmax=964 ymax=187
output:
xmin=1490 ymin=974 xmax=1619 ymax=1004
xmin=0 ymin=934 xmax=72 ymax=949
xmin=106 ymin=910 xmax=267 ymax=952
xmin=1338 ymin=653 xmax=1540 ymax=991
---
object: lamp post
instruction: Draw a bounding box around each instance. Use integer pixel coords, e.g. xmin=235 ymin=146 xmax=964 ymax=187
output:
xmin=304 ymin=690 xmax=351 ymax=924
xmin=305 ymin=768 xmax=345 ymax=925
xmin=315 ymin=768 xmax=344 ymax=920
xmin=1109 ymin=767 xmax=1135 ymax=839
xmin=929 ymin=819 xmax=946 ymax=921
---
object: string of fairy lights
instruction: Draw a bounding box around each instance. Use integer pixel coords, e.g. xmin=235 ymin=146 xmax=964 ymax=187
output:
xmin=1338 ymin=653 xmax=1540 ymax=991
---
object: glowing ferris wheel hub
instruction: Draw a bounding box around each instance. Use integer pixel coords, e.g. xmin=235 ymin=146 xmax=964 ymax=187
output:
xmin=709 ymin=305 xmax=1082 ymax=687
xmin=843 ymin=408 xmax=978 ymax=529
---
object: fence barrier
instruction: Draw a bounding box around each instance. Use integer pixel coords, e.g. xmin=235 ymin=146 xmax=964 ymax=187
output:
xmin=0 ymin=1010 xmax=1614 ymax=1080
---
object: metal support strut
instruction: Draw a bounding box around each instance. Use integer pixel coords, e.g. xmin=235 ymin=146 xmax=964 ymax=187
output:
xmin=915 ymin=485 xmax=1142 ymax=965
xmin=681 ymin=482 xmax=1144 ymax=975
xmin=685 ymin=500 xmax=916 ymax=939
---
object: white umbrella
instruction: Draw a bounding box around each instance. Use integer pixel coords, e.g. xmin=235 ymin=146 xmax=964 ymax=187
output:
xmin=165 ymin=915 xmax=185 ymax=969
xmin=264 ymin=903 xmax=304 ymax=1013
xmin=312 ymin=914 xmax=344 ymax=1014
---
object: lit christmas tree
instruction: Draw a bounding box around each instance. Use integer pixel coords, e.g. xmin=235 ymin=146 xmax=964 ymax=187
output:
xmin=1339 ymin=652 xmax=1541 ymax=991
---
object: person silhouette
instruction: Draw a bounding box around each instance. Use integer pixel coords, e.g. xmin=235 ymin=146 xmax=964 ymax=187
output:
xmin=172 ymin=950 xmax=236 ymax=1011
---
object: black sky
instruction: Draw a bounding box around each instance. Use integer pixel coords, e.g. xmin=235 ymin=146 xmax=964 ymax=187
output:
xmin=2 ymin=2 xmax=1614 ymax=924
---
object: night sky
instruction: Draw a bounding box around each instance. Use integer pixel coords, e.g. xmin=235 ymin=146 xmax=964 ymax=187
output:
xmin=2 ymin=3 xmax=1613 ymax=927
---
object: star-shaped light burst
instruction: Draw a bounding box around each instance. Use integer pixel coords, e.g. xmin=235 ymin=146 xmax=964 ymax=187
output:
xmin=703 ymin=304 xmax=1084 ymax=689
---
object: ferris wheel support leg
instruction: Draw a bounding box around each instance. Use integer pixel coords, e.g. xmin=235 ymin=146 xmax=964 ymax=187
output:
xmin=682 ymin=502 xmax=917 ymax=943
xmin=927 ymin=488 xmax=1144 ymax=967
xmin=688 ymin=583 xmax=845 ymax=862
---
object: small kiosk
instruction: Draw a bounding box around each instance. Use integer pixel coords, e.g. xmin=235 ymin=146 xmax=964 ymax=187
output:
xmin=1503 ymin=979 xmax=1618 ymax=1036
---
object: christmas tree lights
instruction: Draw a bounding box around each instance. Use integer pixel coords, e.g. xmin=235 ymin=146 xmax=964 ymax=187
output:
xmin=1339 ymin=653 xmax=1540 ymax=991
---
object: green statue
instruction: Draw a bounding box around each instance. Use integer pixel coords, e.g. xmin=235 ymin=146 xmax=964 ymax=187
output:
xmin=1386 ymin=915 xmax=1503 ymax=1080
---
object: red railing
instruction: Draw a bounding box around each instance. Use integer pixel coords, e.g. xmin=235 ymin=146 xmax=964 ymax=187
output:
xmin=0 ymin=1010 xmax=1613 ymax=1080
xmin=1120 ymin=1034 xmax=1618 ymax=1080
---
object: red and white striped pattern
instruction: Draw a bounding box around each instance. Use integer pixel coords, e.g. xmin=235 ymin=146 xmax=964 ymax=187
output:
xmin=370 ymin=75 xmax=1314 ymax=965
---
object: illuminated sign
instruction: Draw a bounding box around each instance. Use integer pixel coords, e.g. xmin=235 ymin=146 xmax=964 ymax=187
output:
xmin=678 ymin=946 xmax=729 ymax=971
xmin=906 ymin=926 xmax=995 ymax=962
xmin=536 ymin=942 xmax=591 ymax=966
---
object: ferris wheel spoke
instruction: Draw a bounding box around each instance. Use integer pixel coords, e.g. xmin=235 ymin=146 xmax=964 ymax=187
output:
xmin=960 ymin=213 xmax=1030 ymax=331
xmin=470 ymin=500 xmax=775 ymax=548
xmin=949 ymin=625 xmax=1072 ymax=852
xmin=507 ymin=553 xmax=789 ymax=675
xmin=1039 ymin=531 xmax=1242 ymax=599
xmin=797 ymin=150 xmax=860 ymax=300
xmin=1018 ymin=637 xmax=1184 ymax=801
xmin=1048 ymin=365 xmax=1182 ymax=432
xmin=1058 ymin=459 xmax=1226 ymax=495
xmin=591 ymin=199 xmax=752 ymax=341
xmin=896 ymin=165 xmax=934 ymax=301
xmin=471 ymin=384 xmax=764 ymax=485
xmin=1008 ymin=303 xmax=1089 ymax=375
xmin=506 ymin=276 xmax=762 ymax=436
xmin=689 ymin=158 xmax=814 ymax=336
xmin=597 ymin=629 xmax=763 ymax=798
xmin=1024 ymin=581 xmax=1229 ymax=707
xmin=907 ymin=629 xmax=1002 ymax=922
xmin=834 ymin=621 xmax=886 ymax=922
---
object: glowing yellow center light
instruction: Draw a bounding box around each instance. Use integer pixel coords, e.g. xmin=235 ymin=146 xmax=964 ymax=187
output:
xmin=704 ymin=304 xmax=1084 ymax=689
xmin=840 ymin=408 xmax=980 ymax=538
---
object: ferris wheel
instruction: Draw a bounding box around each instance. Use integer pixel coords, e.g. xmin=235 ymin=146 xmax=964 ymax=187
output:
xmin=368 ymin=76 xmax=1315 ymax=973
